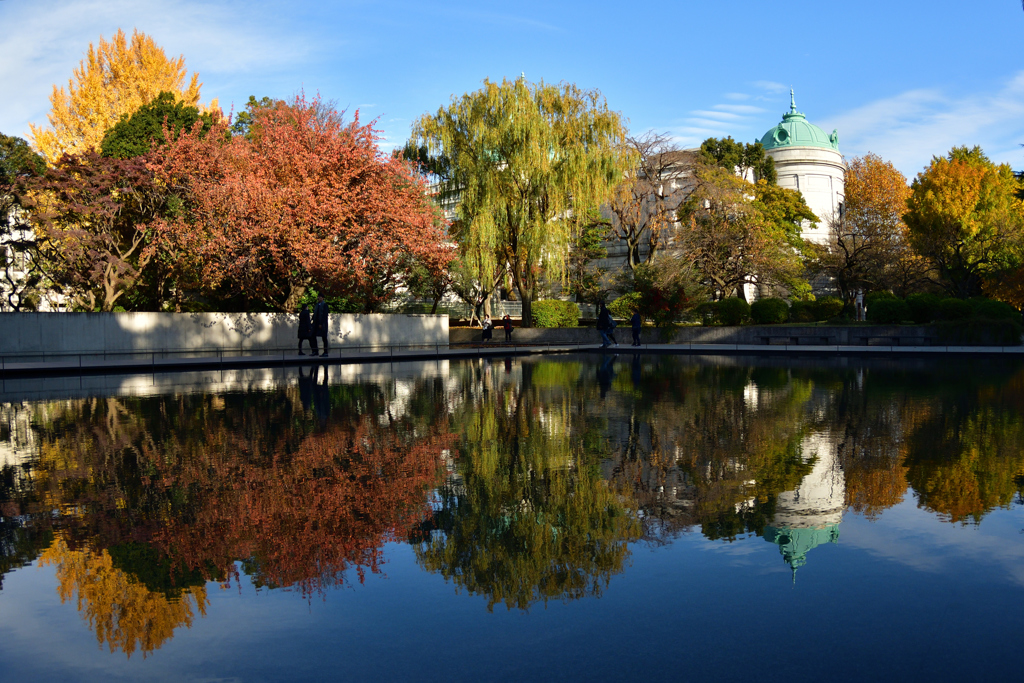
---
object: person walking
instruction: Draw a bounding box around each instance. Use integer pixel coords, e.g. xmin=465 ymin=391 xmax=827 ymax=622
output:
xmin=597 ymin=303 xmax=617 ymax=348
xmin=630 ymin=310 xmax=642 ymax=347
xmin=482 ymin=315 xmax=493 ymax=342
xmin=502 ymin=314 xmax=513 ymax=342
xmin=297 ymin=303 xmax=317 ymax=355
xmin=313 ymin=294 xmax=330 ymax=357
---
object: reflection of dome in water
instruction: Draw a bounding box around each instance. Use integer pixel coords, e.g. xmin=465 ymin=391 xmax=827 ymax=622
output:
xmin=764 ymin=432 xmax=844 ymax=581
xmin=765 ymin=524 xmax=840 ymax=581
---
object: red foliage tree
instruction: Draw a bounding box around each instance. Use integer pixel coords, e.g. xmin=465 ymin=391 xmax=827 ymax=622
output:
xmin=24 ymin=151 xmax=167 ymax=311
xmin=153 ymin=95 xmax=452 ymax=311
xmin=150 ymin=416 xmax=450 ymax=596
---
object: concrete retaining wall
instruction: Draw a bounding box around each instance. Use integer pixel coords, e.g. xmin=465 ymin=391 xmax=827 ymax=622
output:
xmin=0 ymin=312 xmax=448 ymax=354
xmin=450 ymin=325 xmax=944 ymax=346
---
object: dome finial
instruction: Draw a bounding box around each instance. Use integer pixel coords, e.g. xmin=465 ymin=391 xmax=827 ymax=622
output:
xmin=790 ymin=88 xmax=797 ymax=113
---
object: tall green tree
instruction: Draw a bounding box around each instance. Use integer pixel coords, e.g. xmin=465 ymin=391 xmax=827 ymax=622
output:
xmin=905 ymin=146 xmax=1024 ymax=298
xmin=700 ymin=136 xmax=777 ymax=184
xmin=100 ymin=91 xmax=215 ymax=158
xmin=677 ymin=165 xmax=814 ymax=300
xmin=411 ymin=77 xmax=629 ymax=326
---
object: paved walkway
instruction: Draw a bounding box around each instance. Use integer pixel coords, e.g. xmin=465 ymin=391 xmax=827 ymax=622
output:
xmin=1 ymin=342 xmax=1022 ymax=378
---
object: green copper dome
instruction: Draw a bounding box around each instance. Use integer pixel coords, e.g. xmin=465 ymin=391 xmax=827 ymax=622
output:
xmin=760 ymin=90 xmax=840 ymax=152
xmin=764 ymin=523 xmax=840 ymax=583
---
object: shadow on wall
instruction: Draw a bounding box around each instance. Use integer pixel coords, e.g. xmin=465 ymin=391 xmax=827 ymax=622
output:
xmin=0 ymin=313 xmax=448 ymax=355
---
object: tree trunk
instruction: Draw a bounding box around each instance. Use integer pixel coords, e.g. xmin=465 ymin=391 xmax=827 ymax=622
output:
xmin=519 ymin=282 xmax=534 ymax=328
xmin=283 ymin=283 xmax=306 ymax=312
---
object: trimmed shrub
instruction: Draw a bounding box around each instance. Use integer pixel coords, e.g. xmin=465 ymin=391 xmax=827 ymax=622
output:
xmin=789 ymin=300 xmax=815 ymax=323
xmin=608 ymin=292 xmax=642 ymax=320
xmin=532 ymin=300 xmax=579 ymax=328
xmin=970 ymin=298 xmax=1020 ymax=322
xmin=813 ymin=296 xmax=844 ymax=321
xmin=695 ymin=301 xmax=718 ymax=326
xmin=938 ymin=298 xmax=973 ymax=321
xmin=717 ymin=297 xmax=750 ymax=326
xmin=867 ymin=298 xmax=910 ymax=324
xmin=906 ymin=293 xmax=942 ymax=324
xmin=865 ymin=290 xmax=897 ymax=308
xmin=750 ymin=297 xmax=789 ymax=324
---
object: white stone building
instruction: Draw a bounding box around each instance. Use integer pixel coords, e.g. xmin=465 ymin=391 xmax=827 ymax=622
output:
xmin=760 ymin=90 xmax=846 ymax=245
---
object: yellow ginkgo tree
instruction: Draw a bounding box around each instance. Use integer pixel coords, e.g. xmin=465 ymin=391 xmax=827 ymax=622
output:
xmin=29 ymin=28 xmax=211 ymax=163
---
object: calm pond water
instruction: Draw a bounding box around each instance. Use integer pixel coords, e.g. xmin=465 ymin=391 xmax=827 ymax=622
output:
xmin=1 ymin=353 xmax=1023 ymax=681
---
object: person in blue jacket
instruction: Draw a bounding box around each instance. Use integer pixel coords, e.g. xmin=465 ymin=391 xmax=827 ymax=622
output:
xmin=630 ymin=310 xmax=642 ymax=347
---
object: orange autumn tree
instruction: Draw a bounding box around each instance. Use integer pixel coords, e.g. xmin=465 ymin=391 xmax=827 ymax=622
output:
xmin=153 ymin=94 xmax=452 ymax=311
xmin=905 ymin=146 xmax=1024 ymax=298
xmin=811 ymin=153 xmax=928 ymax=301
xmin=29 ymin=29 xmax=212 ymax=163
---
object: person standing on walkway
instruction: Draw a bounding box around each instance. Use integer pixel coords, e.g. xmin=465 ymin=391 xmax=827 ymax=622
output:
xmin=630 ymin=310 xmax=642 ymax=347
xmin=313 ymin=294 xmax=330 ymax=357
xmin=298 ymin=303 xmax=317 ymax=355
xmin=503 ymin=314 xmax=513 ymax=342
xmin=482 ymin=315 xmax=493 ymax=342
xmin=597 ymin=303 xmax=617 ymax=348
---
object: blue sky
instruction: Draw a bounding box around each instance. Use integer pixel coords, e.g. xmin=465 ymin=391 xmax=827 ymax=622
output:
xmin=2 ymin=0 xmax=1024 ymax=178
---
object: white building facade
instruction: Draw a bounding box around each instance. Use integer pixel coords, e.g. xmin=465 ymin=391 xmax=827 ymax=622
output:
xmin=760 ymin=91 xmax=845 ymax=245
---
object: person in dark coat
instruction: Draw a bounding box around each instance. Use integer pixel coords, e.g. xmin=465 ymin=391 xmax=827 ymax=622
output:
xmin=312 ymin=294 xmax=329 ymax=357
xmin=630 ymin=310 xmax=642 ymax=347
xmin=298 ymin=303 xmax=317 ymax=355
xmin=503 ymin=314 xmax=513 ymax=342
xmin=597 ymin=303 xmax=617 ymax=348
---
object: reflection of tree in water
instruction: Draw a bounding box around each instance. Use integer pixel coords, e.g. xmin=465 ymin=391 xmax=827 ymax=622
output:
xmin=412 ymin=361 xmax=641 ymax=611
xmin=39 ymin=534 xmax=208 ymax=659
xmin=0 ymin=377 xmax=450 ymax=651
xmin=900 ymin=367 xmax=1024 ymax=523
xmin=600 ymin=360 xmax=814 ymax=543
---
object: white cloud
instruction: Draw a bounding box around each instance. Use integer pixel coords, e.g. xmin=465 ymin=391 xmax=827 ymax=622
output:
xmin=690 ymin=109 xmax=745 ymax=122
xmin=713 ymin=104 xmax=765 ymax=115
xmin=753 ymin=80 xmax=787 ymax=94
xmin=822 ymin=72 xmax=1024 ymax=177
xmin=0 ymin=0 xmax=322 ymax=139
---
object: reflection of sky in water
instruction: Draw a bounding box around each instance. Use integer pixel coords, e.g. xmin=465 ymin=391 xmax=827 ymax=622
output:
xmin=1 ymin=355 xmax=1023 ymax=680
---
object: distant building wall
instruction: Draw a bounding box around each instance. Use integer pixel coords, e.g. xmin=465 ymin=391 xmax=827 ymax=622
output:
xmin=0 ymin=312 xmax=448 ymax=354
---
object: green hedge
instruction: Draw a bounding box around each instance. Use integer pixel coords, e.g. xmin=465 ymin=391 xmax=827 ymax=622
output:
xmin=532 ymin=300 xmax=579 ymax=328
xmin=717 ymin=297 xmax=750 ymax=326
xmin=750 ymin=297 xmax=789 ymax=324
xmin=866 ymin=291 xmax=897 ymax=308
xmin=814 ymin=296 xmax=845 ymax=320
xmin=790 ymin=296 xmax=843 ymax=323
xmin=971 ymin=298 xmax=1020 ymax=322
xmin=608 ymin=293 xmax=641 ymax=320
xmin=906 ymin=293 xmax=942 ymax=324
xmin=867 ymin=298 xmax=911 ymax=324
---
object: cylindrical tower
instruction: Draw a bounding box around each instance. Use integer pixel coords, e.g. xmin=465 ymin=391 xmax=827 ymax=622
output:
xmin=760 ymin=91 xmax=845 ymax=245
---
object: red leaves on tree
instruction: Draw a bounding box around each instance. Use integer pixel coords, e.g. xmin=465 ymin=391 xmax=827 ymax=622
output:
xmin=152 ymin=94 xmax=452 ymax=311
xmin=150 ymin=416 xmax=450 ymax=597
xmin=23 ymin=151 xmax=167 ymax=311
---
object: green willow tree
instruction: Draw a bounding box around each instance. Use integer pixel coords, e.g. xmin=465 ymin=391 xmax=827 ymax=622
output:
xmin=411 ymin=77 xmax=629 ymax=326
